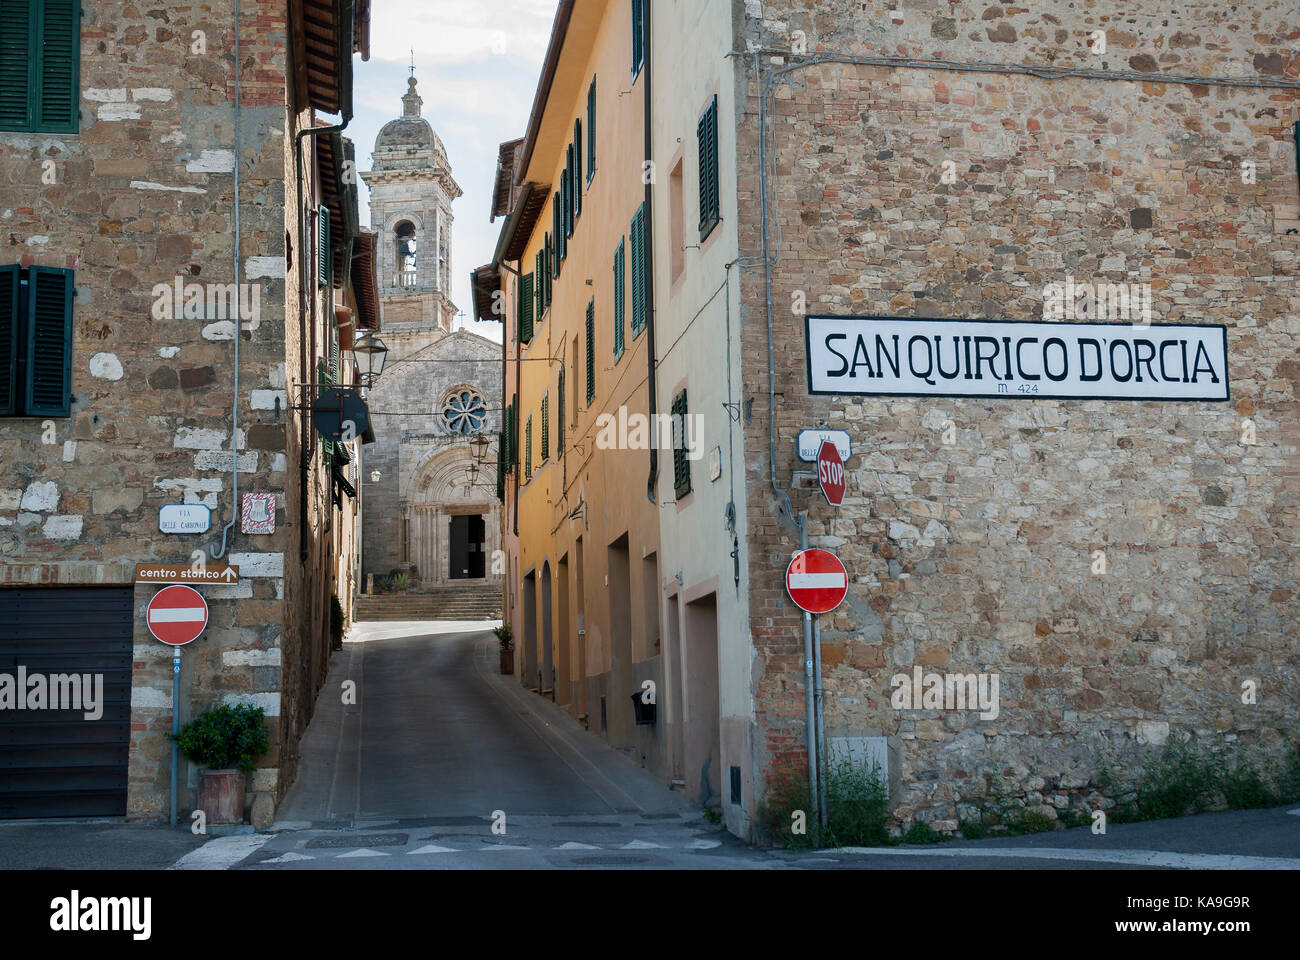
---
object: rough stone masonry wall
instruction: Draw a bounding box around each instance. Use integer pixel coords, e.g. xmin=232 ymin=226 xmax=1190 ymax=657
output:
xmin=735 ymin=0 xmax=1300 ymax=828
xmin=0 ymin=0 xmax=293 ymax=819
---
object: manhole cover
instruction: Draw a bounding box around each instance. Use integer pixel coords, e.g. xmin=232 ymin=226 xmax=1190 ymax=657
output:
xmin=306 ymin=833 xmax=409 ymax=849
xmin=571 ymin=855 xmax=652 ymax=866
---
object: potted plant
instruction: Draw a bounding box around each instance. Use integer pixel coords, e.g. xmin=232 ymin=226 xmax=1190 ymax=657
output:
xmin=390 ymin=571 xmax=410 ymax=596
xmin=377 ymin=576 xmax=391 ymax=595
xmin=494 ymin=624 xmax=514 ymax=675
xmin=168 ymin=703 xmax=270 ymax=827
xmin=330 ymin=594 xmax=344 ymax=650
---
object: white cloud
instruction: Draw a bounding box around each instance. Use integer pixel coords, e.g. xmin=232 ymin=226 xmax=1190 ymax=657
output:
xmin=368 ymin=0 xmax=554 ymax=67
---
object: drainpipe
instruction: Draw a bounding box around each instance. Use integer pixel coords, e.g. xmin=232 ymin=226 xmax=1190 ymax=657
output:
xmin=642 ymin=0 xmax=658 ymax=503
xmin=209 ymin=0 xmax=243 ymax=560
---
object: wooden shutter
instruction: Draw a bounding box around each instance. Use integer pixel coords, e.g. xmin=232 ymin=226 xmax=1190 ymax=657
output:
xmin=541 ymin=391 xmax=549 ymax=462
xmin=613 ymin=238 xmax=625 ymax=358
xmin=525 ymin=415 xmax=532 ymax=479
xmin=585 ymin=300 xmax=595 ymax=404
xmin=564 ymin=146 xmax=574 ymax=239
xmin=630 ymin=205 xmax=645 ymax=334
xmin=24 ymin=265 xmax=73 ymax=418
xmin=587 ymin=79 xmax=596 ymax=176
xmin=0 ymin=265 xmax=18 ymax=415
xmin=496 ymin=431 xmax=506 ymax=501
xmin=0 ymin=1 xmax=32 ymax=130
xmin=317 ymin=357 xmax=334 ymax=464
xmin=698 ymin=96 xmax=719 ymax=236
xmin=672 ymin=389 xmax=691 ymax=499
xmin=520 ymin=272 xmax=534 ymax=343
xmin=631 ymin=0 xmax=644 ymax=73
xmin=535 ymin=249 xmax=544 ymax=318
xmin=37 ymin=0 xmax=79 ymax=132
xmin=557 ymin=369 xmax=565 ymax=456
xmin=574 ymin=119 xmax=583 ymax=218
xmin=317 ymin=205 xmax=330 ymax=288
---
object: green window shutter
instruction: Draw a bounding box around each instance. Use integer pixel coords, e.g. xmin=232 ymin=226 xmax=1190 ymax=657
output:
xmin=24 ymin=265 xmax=74 ymax=418
xmin=631 ymin=0 xmax=644 ymax=74
xmin=613 ymin=238 xmax=625 ymax=358
xmin=545 ymin=233 xmax=554 ymax=298
xmin=564 ymin=146 xmax=574 ymax=239
xmin=672 ymin=389 xmax=691 ymax=499
xmin=525 ymin=414 xmax=532 ymax=480
xmin=574 ymin=120 xmax=583 ymax=218
xmin=0 ymin=2 xmax=33 ymax=130
xmin=37 ymin=0 xmax=79 ymax=132
xmin=0 ymin=265 xmax=18 ymax=415
xmin=534 ymin=249 xmax=543 ymax=318
xmin=317 ymin=357 xmax=334 ymax=464
xmin=496 ymin=431 xmax=506 ymax=502
xmin=553 ymin=196 xmax=563 ymax=269
xmin=0 ymin=0 xmax=80 ymax=134
xmin=630 ymin=205 xmax=646 ymax=335
xmin=317 ymin=205 xmax=330 ymax=288
xmin=506 ymin=398 xmax=516 ymax=470
xmin=520 ymin=272 xmax=534 ymax=343
xmin=587 ymin=79 xmax=596 ymax=179
xmin=698 ymin=96 xmax=720 ymax=238
xmin=541 ymin=390 xmax=549 ymax=462
xmin=557 ymin=369 xmax=565 ymax=456
xmin=585 ymin=300 xmax=595 ymax=405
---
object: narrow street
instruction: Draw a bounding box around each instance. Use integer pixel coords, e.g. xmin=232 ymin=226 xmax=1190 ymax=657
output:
xmin=198 ymin=622 xmax=757 ymax=869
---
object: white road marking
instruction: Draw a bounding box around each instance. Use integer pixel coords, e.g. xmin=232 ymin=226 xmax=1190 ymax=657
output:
xmin=554 ymin=841 xmax=601 ymax=850
xmin=622 ymin=839 xmax=666 ymax=849
xmin=261 ymin=852 xmax=314 ymax=864
xmin=484 ymin=844 xmax=530 ymax=851
xmin=335 ymin=848 xmax=390 ymax=858
xmin=408 ymin=844 xmax=458 ymax=855
xmin=170 ymin=834 xmax=271 ymax=870
xmin=827 ymin=846 xmax=1300 ymax=870
xmin=687 ymin=839 xmax=722 ymax=850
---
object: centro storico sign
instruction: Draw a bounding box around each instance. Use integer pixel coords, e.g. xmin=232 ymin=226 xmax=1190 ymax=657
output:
xmin=805 ymin=316 xmax=1229 ymax=401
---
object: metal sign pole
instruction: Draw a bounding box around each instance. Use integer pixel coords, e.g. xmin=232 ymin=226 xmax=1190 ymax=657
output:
xmin=170 ymin=647 xmax=181 ymax=827
xmin=799 ymin=516 xmax=819 ymax=828
xmin=812 ymin=614 xmax=827 ymax=828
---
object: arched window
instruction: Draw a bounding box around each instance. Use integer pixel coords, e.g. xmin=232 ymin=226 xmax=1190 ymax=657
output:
xmin=443 ymin=389 xmax=487 ymax=436
xmin=395 ymin=220 xmax=417 ymax=287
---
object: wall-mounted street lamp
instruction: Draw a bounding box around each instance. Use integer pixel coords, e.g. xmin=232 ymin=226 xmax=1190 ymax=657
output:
xmin=350 ymin=331 xmax=389 ymax=389
xmin=470 ymin=433 xmax=490 ymax=463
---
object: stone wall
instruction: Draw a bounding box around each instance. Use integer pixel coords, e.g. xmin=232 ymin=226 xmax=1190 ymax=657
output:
xmin=0 ymin=0 xmax=341 ymax=822
xmin=733 ymin=0 xmax=1299 ymax=827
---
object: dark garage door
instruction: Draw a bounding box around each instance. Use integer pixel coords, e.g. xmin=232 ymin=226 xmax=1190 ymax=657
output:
xmin=0 ymin=588 xmax=133 ymax=818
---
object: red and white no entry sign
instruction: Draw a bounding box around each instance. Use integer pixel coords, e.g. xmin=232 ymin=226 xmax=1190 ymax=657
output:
xmin=817 ymin=439 xmax=846 ymax=506
xmin=146 ymin=584 xmax=209 ymax=646
xmin=785 ymin=548 xmax=848 ymax=614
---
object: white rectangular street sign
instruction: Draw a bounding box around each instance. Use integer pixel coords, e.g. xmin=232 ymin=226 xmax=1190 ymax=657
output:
xmin=158 ymin=504 xmax=212 ymax=535
xmin=805 ymin=316 xmax=1229 ymax=401
xmin=797 ymin=429 xmax=851 ymax=463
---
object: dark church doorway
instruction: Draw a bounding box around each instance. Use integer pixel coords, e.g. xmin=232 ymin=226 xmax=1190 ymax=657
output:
xmin=449 ymin=514 xmax=486 ymax=579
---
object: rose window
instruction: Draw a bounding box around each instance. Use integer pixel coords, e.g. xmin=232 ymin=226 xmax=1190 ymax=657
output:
xmin=443 ymin=390 xmax=487 ymax=435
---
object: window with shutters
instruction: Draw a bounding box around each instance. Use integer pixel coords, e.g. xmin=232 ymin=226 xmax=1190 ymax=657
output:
xmin=317 ymin=205 xmax=331 ymax=288
xmin=0 ymin=264 xmax=74 ymax=418
xmin=586 ymin=79 xmax=596 ymax=185
xmin=524 ymin=414 xmax=533 ymax=480
xmin=496 ymin=430 xmax=506 ymax=502
xmin=554 ymin=193 xmax=566 ymax=265
xmin=585 ymin=300 xmax=595 ymax=405
xmin=698 ymin=96 xmax=720 ymax=240
xmin=574 ymin=120 xmax=583 ymax=219
xmin=503 ymin=400 xmax=515 ymax=472
xmin=564 ymin=144 xmax=575 ymax=239
xmin=556 ymin=369 xmax=565 ymax=456
xmin=613 ymin=238 xmax=625 ymax=361
xmin=518 ymin=272 xmax=534 ymax=344
xmin=0 ymin=0 xmax=81 ymax=134
xmin=631 ymin=0 xmax=645 ymax=77
xmin=535 ymin=248 xmax=545 ymax=320
xmin=317 ymin=356 xmax=335 ymax=466
xmin=540 ymin=390 xmax=549 ymax=463
xmin=630 ymin=204 xmax=647 ymax=337
xmin=672 ymin=389 xmax=691 ymax=500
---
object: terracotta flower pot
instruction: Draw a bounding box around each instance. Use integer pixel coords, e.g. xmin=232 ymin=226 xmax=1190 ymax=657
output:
xmin=198 ymin=768 xmax=246 ymax=825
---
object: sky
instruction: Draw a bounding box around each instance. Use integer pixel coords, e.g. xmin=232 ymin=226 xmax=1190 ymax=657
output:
xmin=349 ymin=0 xmax=558 ymax=342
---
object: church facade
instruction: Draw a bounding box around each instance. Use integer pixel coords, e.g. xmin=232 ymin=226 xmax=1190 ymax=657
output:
xmin=360 ymin=75 xmax=502 ymax=591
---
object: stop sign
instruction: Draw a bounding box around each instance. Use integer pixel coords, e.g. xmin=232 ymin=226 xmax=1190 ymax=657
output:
xmin=817 ymin=439 xmax=846 ymax=506
xmin=785 ymin=548 xmax=848 ymax=614
xmin=146 ymin=584 xmax=209 ymax=646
